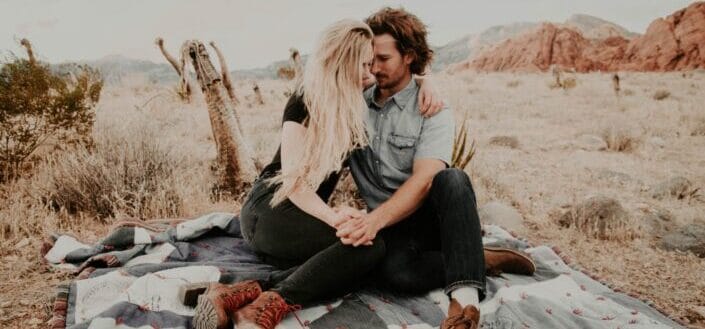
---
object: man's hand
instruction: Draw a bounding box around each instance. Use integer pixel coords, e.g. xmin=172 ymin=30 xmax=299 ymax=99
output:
xmin=417 ymin=78 xmax=444 ymax=118
xmin=336 ymin=214 xmax=385 ymax=247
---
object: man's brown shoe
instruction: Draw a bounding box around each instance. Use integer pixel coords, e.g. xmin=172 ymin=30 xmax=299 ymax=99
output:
xmin=441 ymin=298 xmax=480 ymax=329
xmin=234 ymin=291 xmax=301 ymax=329
xmin=192 ymin=280 xmax=262 ymax=329
xmin=484 ymin=247 xmax=536 ymax=276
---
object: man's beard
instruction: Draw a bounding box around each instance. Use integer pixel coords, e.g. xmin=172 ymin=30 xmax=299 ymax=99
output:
xmin=375 ymin=73 xmax=399 ymax=89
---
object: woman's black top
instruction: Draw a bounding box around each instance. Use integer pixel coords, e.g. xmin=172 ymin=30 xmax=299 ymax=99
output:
xmin=258 ymin=94 xmax=342 ymax=202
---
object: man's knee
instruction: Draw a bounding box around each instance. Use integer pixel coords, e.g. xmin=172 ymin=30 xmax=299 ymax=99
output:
xmin=431 ymin=168 xmax=475 ymax=198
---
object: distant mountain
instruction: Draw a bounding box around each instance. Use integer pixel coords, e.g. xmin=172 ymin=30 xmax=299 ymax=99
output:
xmin=565 ymin=14 xmax=640 ymax=39
xmin=69 ymin=54 xmax=296 ymax=85
xmin=432 ymin=22 xmax=539 ymax=71
xmin=433 ymin=14 xmax=637 ymax=71
xmin=66 ymin=14 xmax=639 ymax=82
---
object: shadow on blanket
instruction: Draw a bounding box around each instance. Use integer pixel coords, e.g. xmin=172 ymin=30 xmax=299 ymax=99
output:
xmin=43 ymin=212 xmax=686 ymax=329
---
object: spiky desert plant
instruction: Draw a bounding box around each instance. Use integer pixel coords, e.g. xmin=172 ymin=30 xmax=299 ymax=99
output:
xmin=452 ymin=114 xmax=476 ymax=170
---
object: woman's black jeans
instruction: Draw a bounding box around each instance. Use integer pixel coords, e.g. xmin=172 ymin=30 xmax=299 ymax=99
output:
xmin=239 ymin=178 xmax=386 ymax=305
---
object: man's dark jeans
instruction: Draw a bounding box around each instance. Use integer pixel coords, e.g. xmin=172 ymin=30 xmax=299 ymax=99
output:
xmin=239 ymin=178 xmax=386 ymax=305
xmin=376 ymin=168 xmax=487 ymax=299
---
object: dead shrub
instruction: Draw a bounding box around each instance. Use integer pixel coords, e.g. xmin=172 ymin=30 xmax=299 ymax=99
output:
xmin=691 ymin=118 xmax=705 ymax=136
xmin=558 ymin=196 xmax=639 ymax=240
xmin=653 ymin=90 xmax=670 ymax=100
xmin=506 ymin=80 xmax=521 ymax=88
xmin=602 ymin=127 xmax=640 ymax=152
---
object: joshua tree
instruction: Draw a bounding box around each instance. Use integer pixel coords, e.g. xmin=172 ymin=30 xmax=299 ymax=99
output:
xmin=253 ymin=82 xmax=264 ymax=105
xmin=180 ymin=40 xmax=259 ymax=193
xmin=20 ymin=38 xmax=36 ymax=65
xmin=289 ymin=47 xmax=303 ymax=82
xmin=612 ymin=73 xmax=621 ymax=96
xmin=209 ymin=41 xmax=239 ymax=106
xmin=155 ymin=37 xmax=192 ymax=102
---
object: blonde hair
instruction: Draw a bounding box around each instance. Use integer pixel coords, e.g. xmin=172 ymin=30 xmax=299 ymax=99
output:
xmin=268 ymin=19 xmax=372 ymax=206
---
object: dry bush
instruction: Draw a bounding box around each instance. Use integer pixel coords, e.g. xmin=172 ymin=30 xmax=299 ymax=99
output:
xmin=652 ymin=90 xmax=671 ymax=100
xmin=602 ymin=127 xmax=640 ymax=152
xmin=561 ymin=77 xmax=577 ymax=90
xmin=691 ymin=117 xmax=705 ymax=137
xmin=277 ymin=66 xmax=296 ymax=80
xmin=0 ymin=58 xmax=103 ymax=182
xmin=623 ymin=89 xmax=635 ymax=96
xmin=29 ymin=127 xmax=194 ymax=220
xmin=557 ymin=196 xmax=639 ymax=240
xmin=548 ymin=74 xmax=577 ymax=90
xmin=506 ymin=80 xmax=521 ymax=88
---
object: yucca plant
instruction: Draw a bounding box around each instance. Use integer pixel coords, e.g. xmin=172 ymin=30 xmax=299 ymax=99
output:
xmin=451 ymin=114 xmax=476 ymax=170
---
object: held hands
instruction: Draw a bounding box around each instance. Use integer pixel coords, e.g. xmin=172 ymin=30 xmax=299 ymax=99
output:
xmin=335 ymin=211 xmax=385 ymax=247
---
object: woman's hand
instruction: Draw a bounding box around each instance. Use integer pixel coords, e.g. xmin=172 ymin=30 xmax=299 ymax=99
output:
xmin=417 ymin=76 xmax=444 ymax=118
xmin=334 ymin=205 xmax=366 ymax=219
xmin=336 ymin=214 xmax=384 ymax=247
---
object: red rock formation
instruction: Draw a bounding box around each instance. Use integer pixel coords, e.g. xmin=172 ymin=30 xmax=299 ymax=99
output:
xmin=463 ymin=2 xmax=705 ymax=72
xmin=468 ymin=23 xmax=627 ymax=72
xmin=623 ymin=2 xmax=705 ymax=71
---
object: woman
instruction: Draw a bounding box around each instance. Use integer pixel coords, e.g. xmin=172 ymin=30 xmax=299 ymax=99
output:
xmin=193 ymin=19 xmax=441 ymax=329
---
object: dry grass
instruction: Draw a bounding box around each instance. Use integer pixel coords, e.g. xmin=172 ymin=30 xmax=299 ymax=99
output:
xmin=1 ymin=72 xmax=704 ymax=327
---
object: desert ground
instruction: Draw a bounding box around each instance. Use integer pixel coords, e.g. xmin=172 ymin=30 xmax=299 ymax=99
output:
xmin=1 ymin=71 xmax=704 ymax=328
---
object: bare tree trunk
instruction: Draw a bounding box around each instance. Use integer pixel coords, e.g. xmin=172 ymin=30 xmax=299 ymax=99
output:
xmin=155 ymin=37 xmax=192 ymax=102
xmin=253 ymin=83 xmax=264 ymax=105
xmin=612 ymin=73 xmax=621 ymax=96
xmin=181 ymin=40 xmax=258 ymax=191
xmin=209 ymin=41 xmax=239 ymax=106
xmin=20 ymin=38 xmax=35 ymax=65
xmin=290 ymin=48 xmax=303 ymax=78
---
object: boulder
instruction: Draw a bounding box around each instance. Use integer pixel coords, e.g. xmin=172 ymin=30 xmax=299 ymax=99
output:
xmin=479 ymin=201 xmax=524 ymax=232
xmin=651 ymin=176 xmax=694 ymax=200
xmin=661 ymin=223 xmax=705 ymax=257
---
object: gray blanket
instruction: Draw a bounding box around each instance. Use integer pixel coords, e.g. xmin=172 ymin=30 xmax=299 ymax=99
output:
xmin=44 ymin=212 xmax=685 ymax=328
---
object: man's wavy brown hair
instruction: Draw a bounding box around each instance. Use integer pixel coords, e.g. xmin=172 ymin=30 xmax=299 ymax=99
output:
xmin=365 ymin=7 xmax=433 ymax=75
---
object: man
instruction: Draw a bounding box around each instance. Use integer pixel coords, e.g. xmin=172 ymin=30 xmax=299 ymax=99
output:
xmin=335 ymin=7 xmax=535 ymax=328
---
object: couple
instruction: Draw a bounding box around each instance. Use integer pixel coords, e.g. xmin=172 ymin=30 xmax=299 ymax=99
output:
xmin=193 ymin=7 xmax=535 ymax=329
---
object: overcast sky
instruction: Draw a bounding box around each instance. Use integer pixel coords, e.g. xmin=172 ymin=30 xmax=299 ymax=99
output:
xmin=0 ymin=0 xmax=697 ymax=69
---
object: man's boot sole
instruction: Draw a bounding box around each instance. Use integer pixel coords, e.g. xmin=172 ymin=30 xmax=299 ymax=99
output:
xmin=484 ymin=247 xmax=536 ymax=275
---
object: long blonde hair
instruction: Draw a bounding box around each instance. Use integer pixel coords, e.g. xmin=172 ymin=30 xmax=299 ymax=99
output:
xmin=268 ymin=19 xmax=372 ymax=206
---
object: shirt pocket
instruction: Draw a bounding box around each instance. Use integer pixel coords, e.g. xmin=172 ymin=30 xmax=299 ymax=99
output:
xmin=387 ymin=133 xmax=417 ymax=170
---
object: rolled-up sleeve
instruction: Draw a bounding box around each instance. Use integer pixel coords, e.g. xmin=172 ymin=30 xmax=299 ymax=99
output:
xmin=414 ymin=106 xmax=455 ymax=165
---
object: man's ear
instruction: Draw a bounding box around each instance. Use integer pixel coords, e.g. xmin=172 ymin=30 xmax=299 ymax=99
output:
xmin=402 ymin=53 xmax=415 ymax=66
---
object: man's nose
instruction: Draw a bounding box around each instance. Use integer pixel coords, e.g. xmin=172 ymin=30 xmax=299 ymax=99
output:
xmin=371 ymin=60 xmax=381 ymax=74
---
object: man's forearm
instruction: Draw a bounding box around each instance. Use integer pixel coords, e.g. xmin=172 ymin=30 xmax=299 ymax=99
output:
xmin=368 ymin=173 xmax=433 ymax=228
